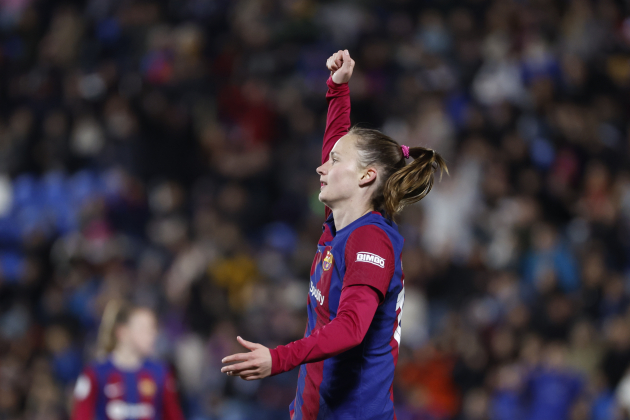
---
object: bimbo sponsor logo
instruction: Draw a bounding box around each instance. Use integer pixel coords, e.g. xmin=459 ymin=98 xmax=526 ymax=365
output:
xmin=310 ymin=281 xmax=325 ymax=306
xmin=356 ymin=252 xmax=385 ymax=268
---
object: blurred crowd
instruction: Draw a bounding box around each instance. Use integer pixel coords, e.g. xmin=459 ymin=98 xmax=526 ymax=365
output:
xmin=1 ymin=0 xmax=630 ymax=419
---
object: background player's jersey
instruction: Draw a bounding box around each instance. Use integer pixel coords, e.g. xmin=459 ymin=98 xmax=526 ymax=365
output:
xmin=291 ymin=211 xmax=405 ymax=420
xmin=71 ymin=358 xmax=184 ymax=420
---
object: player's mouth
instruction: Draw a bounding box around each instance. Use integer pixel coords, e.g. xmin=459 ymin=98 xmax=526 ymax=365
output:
xmin=320 ymin=181 xmax=327 ymax=190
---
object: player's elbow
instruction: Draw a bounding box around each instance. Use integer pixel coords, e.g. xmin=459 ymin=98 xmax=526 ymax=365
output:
xmin=341 ymin=316 xmax=367 ymax=349
xmin=348 ymin=333 xmax=364 ymax=349
xmin=335 ymin=335 xmax=363 ymax=355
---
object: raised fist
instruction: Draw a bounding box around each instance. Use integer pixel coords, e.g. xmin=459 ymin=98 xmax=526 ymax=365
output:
xmin=326 ymin=50 xmax=355 ymax=84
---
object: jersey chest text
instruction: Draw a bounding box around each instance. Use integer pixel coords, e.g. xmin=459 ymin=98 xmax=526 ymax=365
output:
xmin=96 ymin=369 xmax=161 ymax=420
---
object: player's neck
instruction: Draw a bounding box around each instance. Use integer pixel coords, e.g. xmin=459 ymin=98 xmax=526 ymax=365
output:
xmin=111 ymin=346 xmax=143 ymax=370
xmin=331 ymin=201 xmax=373 ymax=231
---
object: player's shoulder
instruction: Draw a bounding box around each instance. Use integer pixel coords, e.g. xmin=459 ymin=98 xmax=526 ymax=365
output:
xmin=74 ymin=360 xmax=107 ymax=398
xmin=347 ymin=212 xmax=402 ymax=245
xmin=87 ymin=357 xmax=112 ymax=375
xmin=142 ymin=358 xmax=171 ymax=377
xmin=347 ymin=223 xmax=390 ymax=243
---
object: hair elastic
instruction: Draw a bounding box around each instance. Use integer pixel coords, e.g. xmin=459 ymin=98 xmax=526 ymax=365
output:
xmin=401 ymin=145 xmax=410 ymax=159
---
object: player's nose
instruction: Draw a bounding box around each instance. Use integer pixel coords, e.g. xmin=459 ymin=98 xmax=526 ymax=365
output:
xmin=316 ymin=163 xmax=327 ymax=175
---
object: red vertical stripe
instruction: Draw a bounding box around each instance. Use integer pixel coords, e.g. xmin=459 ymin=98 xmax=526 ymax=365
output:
xmin=70 ymin=368 xmax=98 ymax=420
xmin=319 ymin=224 xmax=334 ymax=246
xmin=105 ymin=371 xmax=124 ymax=420
xmin=301 ymin=361 xmax=324 ymax=419
xmin=310 ymin=251 xmax=321 ymax=277
xmin=137 ymin=370 xmax=155 ymax=420
xmin=299 ymin=245 xmax=334 ymax=419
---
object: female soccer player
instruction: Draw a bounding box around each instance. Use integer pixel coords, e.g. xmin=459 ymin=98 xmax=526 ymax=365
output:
xmin=71 ymin=301 xmax=184 ymax=420
xmin=221 ymin=50 xmax=447 ymax=419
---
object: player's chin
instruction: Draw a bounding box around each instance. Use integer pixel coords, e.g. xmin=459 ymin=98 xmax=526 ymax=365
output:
xmin=318 ymin=191 xmax=330 ymax=206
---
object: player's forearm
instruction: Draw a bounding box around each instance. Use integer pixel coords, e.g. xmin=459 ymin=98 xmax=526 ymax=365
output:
xmin=269 ymin=285 xmax=378 ymax=375
xmin=270 ymin=313 xmax=360 ymax=374
xmin=322 ymin=76 xmax=350 ymax=164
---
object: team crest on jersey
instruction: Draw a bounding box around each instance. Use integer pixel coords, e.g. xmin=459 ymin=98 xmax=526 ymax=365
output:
xmin=138 ymin=379 xmax=156 ymax=397
xmin=322 ymin=250 xmax=333 ymax=270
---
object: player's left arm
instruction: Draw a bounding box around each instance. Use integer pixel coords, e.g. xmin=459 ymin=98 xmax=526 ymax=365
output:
xmin=220 ymin=285 xmax=381 ymax=380
xmin=162 ymin=370 xmax=185 ymax=420
xmin=220 ymin=225 xmax=395 ymax=379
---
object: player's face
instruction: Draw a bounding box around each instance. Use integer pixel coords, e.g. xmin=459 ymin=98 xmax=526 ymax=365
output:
xmin=317 ymin=134 xmax=364 ymax=207
xmin=125 ymin=309 xmax=158 ymax=357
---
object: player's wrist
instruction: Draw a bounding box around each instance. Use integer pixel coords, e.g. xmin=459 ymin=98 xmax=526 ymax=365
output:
xmin=327 ymin=75 xmax=349 ymax=90
xmin=269 ymin=347 xmax=283 ymax=376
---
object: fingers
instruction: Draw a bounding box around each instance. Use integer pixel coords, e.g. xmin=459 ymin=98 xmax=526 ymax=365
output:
xmin=334 ymin=50 xmax=343 ymax=68
xmin=327 ymin=53 xmax=342 ymax=72
xmin=221 ymin=360 xmax=254 ymax=374
xmin=234 ymin=369 xmax=258 ymax=377
xmin=326 ymin=50 xmax=346 ymax=72
xmin=221 ymin=352 xmax=250 ymax=364
xmin=326 ymin=57 xmax=337 ymax=71
xmin=341 ymin=50 xmax=354 ymax=70
xmin=237 ymin=336 xmax=260 ymax=351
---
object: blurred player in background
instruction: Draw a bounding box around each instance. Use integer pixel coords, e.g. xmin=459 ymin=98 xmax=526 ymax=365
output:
xmin=221 ymin=50 xmax=447 ymax=419
xmin=71 ymin=301 xmax=184 ymax=420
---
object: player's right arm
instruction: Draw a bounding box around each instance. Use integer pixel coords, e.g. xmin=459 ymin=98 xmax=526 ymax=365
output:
xmin=322 ymin=50 xmax=354 ymax=164
xmin=323 ymin=50 xmax=354 ymax=218
xmin=71 ymin=368 xmax=98 ymax=420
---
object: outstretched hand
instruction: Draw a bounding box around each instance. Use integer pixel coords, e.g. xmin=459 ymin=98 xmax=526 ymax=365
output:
xmin=221 ymin=336 xmax=272 ymax=381
xmin=327 ymin=50 xmax=355 ymax=84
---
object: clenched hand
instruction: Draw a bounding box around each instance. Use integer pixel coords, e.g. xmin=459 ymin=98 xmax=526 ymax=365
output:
xmin=327 ymin=49 xmax=355 ymax=84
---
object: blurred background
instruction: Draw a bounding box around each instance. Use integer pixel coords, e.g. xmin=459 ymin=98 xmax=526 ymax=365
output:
xmin=1 ymin=0 xmax=630 ymax=419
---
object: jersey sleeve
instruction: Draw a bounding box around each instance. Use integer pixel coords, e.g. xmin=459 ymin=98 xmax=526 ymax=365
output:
xmin=323 ymin=76 xmax=351 ymax=164
xmin=162 ymin=369 xmax=185 ymax=420
xmin=269 ymin=284 xmax=380 ymax=376
xmin=323 ymin=76 xmax=351 ymax=219
xmin=71 ymin=368 xmax=98 ymax=420
xmin=343 ymin=225 xmax=396 ymax=303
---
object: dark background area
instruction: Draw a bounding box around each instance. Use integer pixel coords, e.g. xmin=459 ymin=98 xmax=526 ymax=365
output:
xmin=1 ymin=0 xmax=630 ymax=419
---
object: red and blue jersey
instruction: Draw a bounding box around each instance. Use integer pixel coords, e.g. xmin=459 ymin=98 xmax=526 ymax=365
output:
xmin=268 ymin=77 xmax=406 ymax=419
xmin=301 ymin=212 xmax=405 ymax=419
xmin=71 ymin=358 xmax=184 ymax=420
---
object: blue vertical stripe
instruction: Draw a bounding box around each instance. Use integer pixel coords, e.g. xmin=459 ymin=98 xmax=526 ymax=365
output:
xmin=125 ymin=370 xmax=139 ymax=404
xmin=293 ymin=365 xmax=307 ymax=420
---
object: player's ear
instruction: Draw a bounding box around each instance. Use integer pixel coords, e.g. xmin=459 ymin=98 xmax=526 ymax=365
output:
xmin=359 ymin=167 xmax=377 ymax=187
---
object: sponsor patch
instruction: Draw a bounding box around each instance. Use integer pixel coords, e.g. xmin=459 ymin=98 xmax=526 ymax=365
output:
xmin=356 ymin=252 xmax=385 ymax=268
xmin=106 ymin=401 xmax=154 ymax=420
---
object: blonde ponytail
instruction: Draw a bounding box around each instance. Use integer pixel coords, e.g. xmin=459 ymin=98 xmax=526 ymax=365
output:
xmin=96 ymin=300 xmax=129 ymax=359
xmin=350 ymin=126 xmax=448 ymax=218
xmin=383 ymin=146 xmax=448 ymax=215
